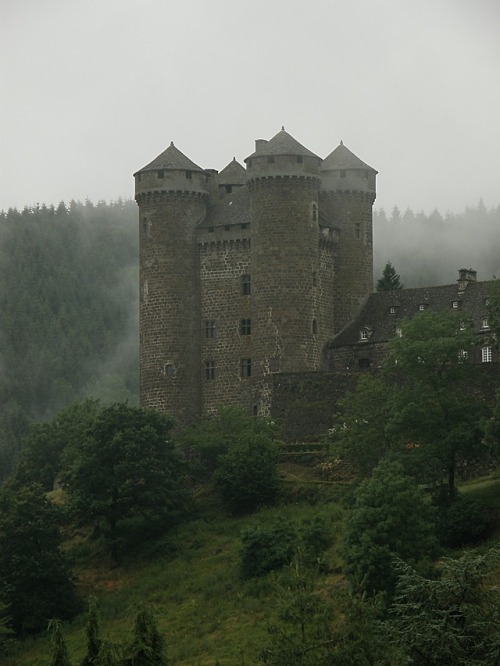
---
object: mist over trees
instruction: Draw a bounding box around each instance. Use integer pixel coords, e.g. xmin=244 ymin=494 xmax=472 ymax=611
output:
xmin=0 ymin=199 xmax=138 ymax=480
xmin=374 ymin=201 xmax=500 ymax=287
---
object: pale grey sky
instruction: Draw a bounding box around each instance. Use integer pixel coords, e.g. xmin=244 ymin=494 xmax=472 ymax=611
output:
xmin=1 ymin=0 xmax=499 ymax=214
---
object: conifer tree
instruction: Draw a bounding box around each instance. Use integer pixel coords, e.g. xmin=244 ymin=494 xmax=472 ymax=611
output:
xmin=48 ymin=619 xmax=72 ymax=666
xmin=123 ymin=605 xmax=169 ymax=666
xmin=376 ymin=261 xmax=403 ymax=291
xmin=80 ymin=597 xmax=102 ymax=666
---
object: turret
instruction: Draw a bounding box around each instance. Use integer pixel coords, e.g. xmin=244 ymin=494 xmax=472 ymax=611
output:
xmin=217 ymin=158 xmax=246 ymax=198
xmin=245 ymin=128 xmax=322 ymax=414
xmin=134 ymin=142 xmax=208 ymax=424
xmin=320 ymin=142 xmax=377 ymax=333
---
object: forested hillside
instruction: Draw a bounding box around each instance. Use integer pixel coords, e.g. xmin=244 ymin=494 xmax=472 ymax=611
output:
xmin=374 ymin=201 xmax=500 ymax=287
xmin=0 ymin=200 xmax=138 ymax=480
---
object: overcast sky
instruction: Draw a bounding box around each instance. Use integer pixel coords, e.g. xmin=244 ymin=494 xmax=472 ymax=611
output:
xmin=1 ymin=0 xmax=499 ymax=214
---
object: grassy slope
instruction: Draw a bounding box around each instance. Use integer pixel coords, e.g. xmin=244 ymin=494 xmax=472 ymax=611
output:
xmin=6 ymin=465 xmax=500 ymax=665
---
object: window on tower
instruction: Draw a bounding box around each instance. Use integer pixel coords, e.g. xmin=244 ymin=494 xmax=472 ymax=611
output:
xmin=312 ymin=319 xmax=318 ymax=335
xmin=240 ymin=319 xmax=251 ymax=335
xmin=186 ymin=170 xmax=192 ymax=179
xmin=355 ymin=223 xmax=361 ymax=240
xmin=205 ymin=320 xmax=216 ymax=338
xmin=241 ymin=358 xmax=252 ymax=377
xmin=157 ymin=169 xmax=164 ymax=178
xmin=241 ymin=274 xmax=251 ymax=296
xmin=205 ymin=360 xmax=216 ymax=380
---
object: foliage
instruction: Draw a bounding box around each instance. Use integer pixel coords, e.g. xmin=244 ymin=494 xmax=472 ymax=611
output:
xmin=80 ymin=597 xmax=103 ymax=666
xmin=48 ymin=619 xmax=72 ymax=666
xmin=61 ymin=403 xmax=190 ymax=564
xmin=389 ymin=546 xmax=500 ymax=665
xmin=214 ymin=430 xmax=280 ymax=514
xmin=16 ymin=399 xmax=100 ymax=491
xmin=240 ymin=521 xmax=297 ymax=579
xmin=334 ymin=311 xmax=490 ymax=496
xmin=435 ymin=493 xmax=495 ymax=547
xmin=377 ymin=261 xmax=403 ymax=291
xmin=179 ymin=406 xmax=278 ymax=482
xmin=0 ymin=483 xmax=81 ymax=636
xmin=122 ymin=604 xmax=169 ymax=666
xmin=343 ymin=459 xmax=438 ymax=599
xmin=0 ymin=200 xmax=138 ymax=482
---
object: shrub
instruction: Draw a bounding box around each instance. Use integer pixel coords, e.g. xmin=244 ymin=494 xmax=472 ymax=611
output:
xmin=214 ymin=432 xmax=280 ymax=514
xmin=437 ymin=494 xmax=495 ymax=547
xmin=240 ymin=521 xmax=297 ymax=579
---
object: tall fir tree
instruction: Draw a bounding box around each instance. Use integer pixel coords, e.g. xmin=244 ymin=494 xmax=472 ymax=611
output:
xmin=376 ymin=262 xmax=403 ymax=291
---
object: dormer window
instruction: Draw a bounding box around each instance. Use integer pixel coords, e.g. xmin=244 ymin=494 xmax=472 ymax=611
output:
xmin=482 ymin=317 xmax=489 ymax=329
xmin=452 ymin=301 xmax=459 ymax=309
xmin=360 ymin=328 xmax=370 ymax=342
xmin=389 ymin=306 xmax=397 ymax=314
xmin=419 ymin=303 xmax=428 ymax=311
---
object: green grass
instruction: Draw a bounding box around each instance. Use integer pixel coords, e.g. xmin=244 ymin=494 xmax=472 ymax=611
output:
xmin=5 ymin=468 xmax=500 ymax=665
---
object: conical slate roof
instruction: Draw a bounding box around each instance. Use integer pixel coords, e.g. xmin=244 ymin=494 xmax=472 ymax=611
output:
xmin=322 ymin=141 xmax=377 ymax=172
xmin=218 ymin=158 xmax=247 ymax=185
xmin=246 ymin=127 xmax=319 ymax=159
xmin=135 ymin=142 xmax=204 ymax=174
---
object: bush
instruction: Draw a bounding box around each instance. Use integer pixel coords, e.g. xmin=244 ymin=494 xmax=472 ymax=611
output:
xmin=240 ymin=521 xmax=297 ymax=579
xmin=214 ymin=432 xmax=280 ymax=514
xmin=437 ymin=494 xmax=495 ymax=547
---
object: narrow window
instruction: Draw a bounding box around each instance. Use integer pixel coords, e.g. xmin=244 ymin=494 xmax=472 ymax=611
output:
xmin=482 ymin=317 xmax=489 ymax=329
xmin=312 ymin=271 xmax=317 ymax=287
xmin=360 ymin=328 xmax=369 ymax=341
xmin=482 ymin=346 xmax=492 ymax=363
xmin=205 ymin=320 xmax=216 ymax=338
xmin=241 ymin=358 xmax=252 ymax=377
xmin=312 ymin=319 xmax=318 ymax=335
xmin=186 ymin=170 xmax=192 ymax=179
xmin=205 ymin=360 xmax=216 ymax=380
xmin=241 ymin=274 xmax=251 ymax=296
xmin=253 ymin=404 xmax=258 ymax=416
xmin=157 ymin=169 xmax=164 ymax=178
xmin=164 ymin=363 xmax=174 ymax=378
xmin=312 ymin=203 xmax=318 ymax=222
xmin=355 ymin=223 xmax=361 ymax=240
xmin=240 ymin=319 xmax=251 ymax=335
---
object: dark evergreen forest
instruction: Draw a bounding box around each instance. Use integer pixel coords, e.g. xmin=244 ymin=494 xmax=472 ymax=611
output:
xmin=0 ymin=200 xmax=138 ymax=480
xmin=0 ymin=198 xmax=498 ymax=481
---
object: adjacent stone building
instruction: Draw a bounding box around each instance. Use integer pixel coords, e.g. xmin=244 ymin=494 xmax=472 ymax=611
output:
xmin=134 ymin=128 xmax=377 ymax=424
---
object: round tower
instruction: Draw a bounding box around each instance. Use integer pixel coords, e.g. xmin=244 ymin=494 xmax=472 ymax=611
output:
xmin=134 ymin=142 xmax=208 ymax=424
xmin=320 ymin=141 xmax=377 ymax=333
xmin=245 ymin=128 xmax=322 ymax=413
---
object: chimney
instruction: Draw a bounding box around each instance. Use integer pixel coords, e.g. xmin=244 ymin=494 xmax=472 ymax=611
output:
xmin=255 ymin=139 xmax=268 ymax=152
xmin=457 ymin=268 xmax=477 ymax=294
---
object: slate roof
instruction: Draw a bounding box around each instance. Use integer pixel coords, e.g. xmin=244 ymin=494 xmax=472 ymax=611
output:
xmin=245 ymin=127 xmax=319 ymax=160
xmin=135 ymin=142 xmax=204 ymax=174
xmin=198 ymin=185 xmax=252 ymax=228
xmin=322 ymin=141 xmax=377 ymax=172
xmin=218 ymin=158 xmax=247 ymax=185
xmin=330 ymin=279 xmax=494 ymax=348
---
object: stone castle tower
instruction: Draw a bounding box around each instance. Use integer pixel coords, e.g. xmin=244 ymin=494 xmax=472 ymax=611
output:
xmin=134 ymin=128 xmax=376 ymax=424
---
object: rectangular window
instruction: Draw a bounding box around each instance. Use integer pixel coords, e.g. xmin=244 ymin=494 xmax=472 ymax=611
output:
xmin=157 ymin=169 xmax=164 ymax=178
xmin=355 ymin=223 xmax=361 ymax=240
xmin=241 ymin=358 xmax=252 ymax=377
xmin=205 ymin=320 xmax=216 ymax=338
xmin=240 ymin=319 xmax=251 ymax=335
xmin=482 ymin=317 xmax=489 ymax=329
xmin=482 ymin=346 xmax=492 ymax=363
xmin=419 ymin=304 xmax=427 ymax=311
xmin=205 ymin=360 xmax=216 ymax=380
xmin=185 ymin=170 xmax=192 ymax=179
xmin=241 ymin=274 xmax=251 ymax=296
xmin=312 ymin=319 xmax=318 ymax=335
xmin=452 ymin=301 xmax=459 ymax=309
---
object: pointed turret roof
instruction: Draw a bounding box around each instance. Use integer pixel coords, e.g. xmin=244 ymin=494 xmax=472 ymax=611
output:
xmin=246 ymin=127 xmax=319 ymax=160
xmin=135 ymin=142 xmax=204 ymax=174
xmin=322 ymin=141 xmax=377 ymax=172
xmin=218 ymin=157 xmax=246 ymax=185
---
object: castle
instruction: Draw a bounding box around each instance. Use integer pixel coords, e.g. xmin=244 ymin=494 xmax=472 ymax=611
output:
xmin=134 ymin=128 xmax=377 ymax=424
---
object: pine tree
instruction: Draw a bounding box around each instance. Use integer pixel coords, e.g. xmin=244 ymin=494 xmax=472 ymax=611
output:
xmin=123 ymin=605 xmax=169 ymax=666
xmin=48 ymin=619 xmax=72 ymax=666
xmin=81 ymin=597 xmax=102 ymax=666
xmin=376 ymin=262 xmax=403 ymax=291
